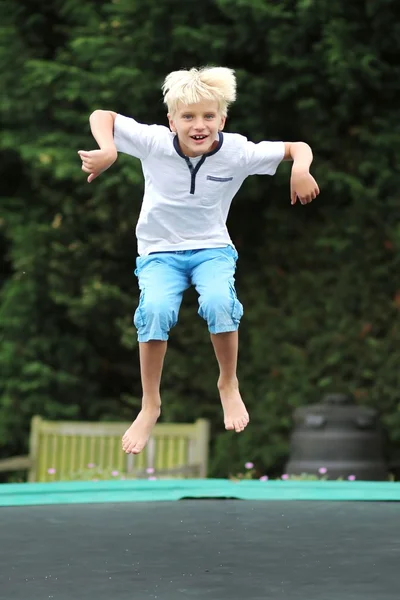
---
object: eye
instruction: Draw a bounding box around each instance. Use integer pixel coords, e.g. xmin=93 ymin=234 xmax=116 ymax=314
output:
xmin=182 ymin=115 xmax=192 ymax=120
xmin=205 ymin=114 xmax=215 ymax=120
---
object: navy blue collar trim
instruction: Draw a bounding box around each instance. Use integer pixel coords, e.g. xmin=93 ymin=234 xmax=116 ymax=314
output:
xmin=173 ymin=132 xmax=224 ymax=158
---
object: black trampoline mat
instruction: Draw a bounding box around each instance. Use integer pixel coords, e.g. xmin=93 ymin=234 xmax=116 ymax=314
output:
xmin=1 ymin=500 xmax=399 ymax=600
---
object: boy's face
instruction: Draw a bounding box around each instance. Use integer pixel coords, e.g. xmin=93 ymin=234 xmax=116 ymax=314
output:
xmin=168 ymin=99 xmax=226 ymax=157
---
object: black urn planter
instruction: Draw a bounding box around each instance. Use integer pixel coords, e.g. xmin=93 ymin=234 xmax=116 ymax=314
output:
xmin=285 ymin=393 xmax=389 ymax=481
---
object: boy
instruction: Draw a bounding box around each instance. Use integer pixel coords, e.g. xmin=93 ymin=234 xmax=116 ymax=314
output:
xmin=78 ymin=66 xmax=319 ymax=455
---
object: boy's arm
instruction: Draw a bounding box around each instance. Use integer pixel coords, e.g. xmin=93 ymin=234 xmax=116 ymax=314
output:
xmin=89 ymin=110 xmax=118 ymax=151
xmin=78 ymin=110 xmax=118 ymax=183
xmin=283 ymin=142 xmax=320 ymax=205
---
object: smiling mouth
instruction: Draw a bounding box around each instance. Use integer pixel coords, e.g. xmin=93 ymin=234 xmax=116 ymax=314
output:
xmin=191 ymin=135 xmax=208 ymax=141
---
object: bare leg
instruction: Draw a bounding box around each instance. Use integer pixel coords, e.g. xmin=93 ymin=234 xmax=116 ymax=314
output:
xmin=122 ymin=340 xmax=167 ymax=454
xmin=210 ymin=330 xmax=249 ymax=433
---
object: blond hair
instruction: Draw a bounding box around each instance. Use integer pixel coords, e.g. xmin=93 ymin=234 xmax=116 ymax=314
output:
xmin=162 ymin=66 xmax=236 ymax=117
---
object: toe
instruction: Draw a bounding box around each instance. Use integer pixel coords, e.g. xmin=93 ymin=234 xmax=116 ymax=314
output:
xmin=128 ymin=440 xmax=146 ymax=454
xmin=122 ymin=433 xmax=131 ymax=449
xmin=125 ymin=441 xmax=136 ymax=453
xmin=235 ymin=418 xmax=248 ymax=432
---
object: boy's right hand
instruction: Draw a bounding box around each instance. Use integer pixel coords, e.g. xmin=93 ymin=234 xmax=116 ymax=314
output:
xmin=78 ymin=147 xmax=117 ymax=183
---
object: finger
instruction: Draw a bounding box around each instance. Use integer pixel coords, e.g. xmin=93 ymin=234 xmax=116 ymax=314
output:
xmin=81 ymin=165 xmax=91 ymax=174
xmin=78 ymin=150 xmax=90 ymax=158
xmin=87 ymin=173 xmax=98 ymax=183
xmin=81 ymin=159 xmax=92 ymax=170
xmin=291 ymin=189 xmax=297 ymax=205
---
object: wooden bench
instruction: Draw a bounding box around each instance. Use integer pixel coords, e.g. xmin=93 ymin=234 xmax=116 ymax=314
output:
xmin=0 ymin=416 xmax=210 ymax=482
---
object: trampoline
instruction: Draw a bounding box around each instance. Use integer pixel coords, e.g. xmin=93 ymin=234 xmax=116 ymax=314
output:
xmin=1 ymin=479 xmax=399 ymax=600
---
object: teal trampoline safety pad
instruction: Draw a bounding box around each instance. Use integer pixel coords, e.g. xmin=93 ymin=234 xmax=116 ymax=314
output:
xmin=1 ymin=479 xmax=400 ymax=506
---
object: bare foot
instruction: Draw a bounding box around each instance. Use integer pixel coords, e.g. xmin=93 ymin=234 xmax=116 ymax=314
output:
xmin=122 ymin=406 xmax=161 ymax=454
xmin=218 ymin=379 xmax=249 ymax=433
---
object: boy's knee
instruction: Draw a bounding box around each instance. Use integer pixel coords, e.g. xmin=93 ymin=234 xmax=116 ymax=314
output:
xmin=134 ymin=295 xmax=178 ymax=332
xmin=199 ymin=290 xmax=231 ymax=315
xmin=198 ymin=286 xmax=243 ymax=330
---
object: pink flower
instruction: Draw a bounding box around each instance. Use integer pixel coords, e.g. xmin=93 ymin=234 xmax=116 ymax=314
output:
xmin=87 ymin=463 xmax=95 ymax=469
xmin=244 ymin=462 xmax=254 ymax=470
xmin=348 ymin=475 xmax=356 ymax=481
xmin=148 ymin=476 xmax=157 ymax=481
xmin=259 ymin=475 xmax=269 ymax=481
xmin=111 ymin=470 xmax=119 ymax=477
xmin=47 ymin=468 xmax=56 ymax=475
xmin=318 ymin=467 xmax=327 ymax=475
xmin=281 ymin=474 xmax=289 ymax=480
xmin=146 ymin=467 xmax=155 ymax=474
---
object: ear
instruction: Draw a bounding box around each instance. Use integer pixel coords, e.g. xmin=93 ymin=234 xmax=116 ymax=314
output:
xmin=167 ymin=113 xmax=177 ymax=133
xmin=218 ymin=115 xmax=226 ymax=131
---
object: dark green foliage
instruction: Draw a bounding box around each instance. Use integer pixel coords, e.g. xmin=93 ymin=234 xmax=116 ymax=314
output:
xmin=1 ymin=0 xmax=399 ymax=478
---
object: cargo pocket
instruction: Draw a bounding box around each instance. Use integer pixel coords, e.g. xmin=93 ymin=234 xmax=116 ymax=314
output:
xmin=133 ymin=290 xmax=146 ymax=329
xmin=229 ymin=282 xmax=243 ymax=323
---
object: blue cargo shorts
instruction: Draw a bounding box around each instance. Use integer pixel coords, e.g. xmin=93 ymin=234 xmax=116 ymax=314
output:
xmin=133 ymin=245 xmax=243 ymax=342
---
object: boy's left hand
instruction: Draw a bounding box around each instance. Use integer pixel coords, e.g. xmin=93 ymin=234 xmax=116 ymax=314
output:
xmin=290 ymin=168 xmax=320 ymax=205
xmin=78 ymin=148 xmax=117 ymax=183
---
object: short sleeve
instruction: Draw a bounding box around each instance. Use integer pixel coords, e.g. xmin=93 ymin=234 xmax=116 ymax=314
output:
xmin=114 ymin=114 xmax=161 ymax=160
xmin=243 ymin=140 xmax=285 ymax=176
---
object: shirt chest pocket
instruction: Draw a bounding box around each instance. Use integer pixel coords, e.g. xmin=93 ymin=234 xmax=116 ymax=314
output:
xmin=201 ymin=175 xmax=234 ymax=205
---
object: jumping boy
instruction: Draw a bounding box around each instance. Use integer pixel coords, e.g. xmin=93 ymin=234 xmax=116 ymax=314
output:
xmin=78 ymin=66 xmax=320 ymax=455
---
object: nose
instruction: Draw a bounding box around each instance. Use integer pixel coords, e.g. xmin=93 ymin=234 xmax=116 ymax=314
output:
xmin=193 ymin=118 xmax=206 ymax=130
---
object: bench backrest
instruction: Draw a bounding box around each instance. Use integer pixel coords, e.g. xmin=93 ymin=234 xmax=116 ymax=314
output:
xmin=29 ymin=416 xmax=210 ymax=482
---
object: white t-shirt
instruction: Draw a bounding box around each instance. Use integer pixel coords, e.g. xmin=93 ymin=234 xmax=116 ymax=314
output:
xmin=114 ymin=114 xmax=285 ymax=256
